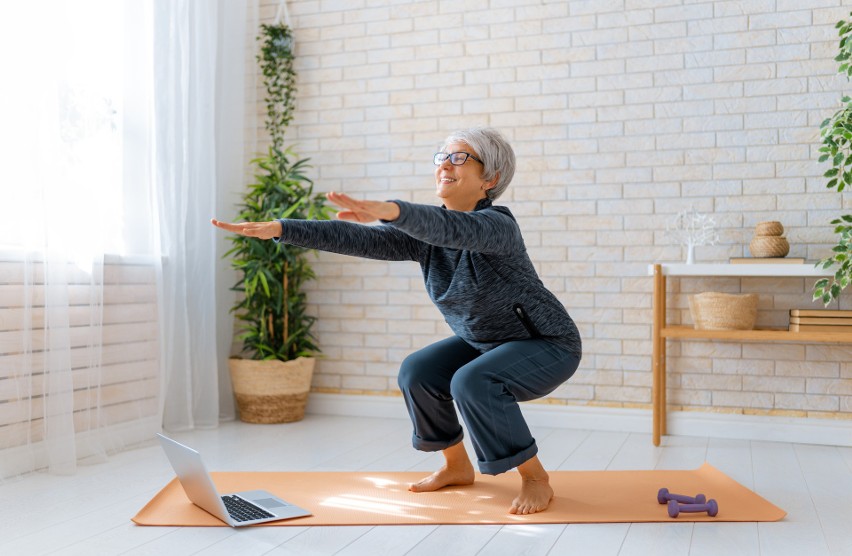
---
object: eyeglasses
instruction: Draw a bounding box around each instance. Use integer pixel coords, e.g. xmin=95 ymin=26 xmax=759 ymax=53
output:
xmin=433 ymin=152 xmax=484 ymax=166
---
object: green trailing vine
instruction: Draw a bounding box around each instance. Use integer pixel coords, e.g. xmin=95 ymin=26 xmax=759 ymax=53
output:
xmin=814 ymin=12 xmax=852 ymax=306
xmin=225 ymin=23 xmax=331 ymax=361
xmin=259 ymin=23 xmax=297 ymax=152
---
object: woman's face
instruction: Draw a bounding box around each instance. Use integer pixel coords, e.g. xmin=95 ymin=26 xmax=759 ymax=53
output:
xmin=434 ymin=142 xmax=494 ymax=211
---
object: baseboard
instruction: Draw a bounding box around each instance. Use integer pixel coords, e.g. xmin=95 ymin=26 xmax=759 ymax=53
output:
xmin=308 ymin=392 xmax=410 ymax=421
xmin=665 ymin=411 xmax=852 ymax=447
xmin=306 ymin=393 xmax=852 ymax=447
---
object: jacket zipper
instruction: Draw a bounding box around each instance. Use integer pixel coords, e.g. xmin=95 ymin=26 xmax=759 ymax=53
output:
xmin=513 ymin=303 xmax=541 ymax=338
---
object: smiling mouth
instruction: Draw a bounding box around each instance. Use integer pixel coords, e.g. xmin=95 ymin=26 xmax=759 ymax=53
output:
xmin=440 ymin=177 xmax=457 ymax=183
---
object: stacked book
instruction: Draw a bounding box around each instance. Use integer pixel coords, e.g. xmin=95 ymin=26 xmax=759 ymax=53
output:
xmin=789 ymin=309 xmax=852 ymax=332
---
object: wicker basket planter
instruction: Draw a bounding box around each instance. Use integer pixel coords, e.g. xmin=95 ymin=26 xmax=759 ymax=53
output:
xmin=228 ymin=357 xmax=315 ymax=423
xmin=688 ymin=292 xmax=759 ymax=330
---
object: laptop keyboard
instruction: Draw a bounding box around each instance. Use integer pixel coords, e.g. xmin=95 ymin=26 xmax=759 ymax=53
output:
xmin=221 ymin=495 xmax=275 ymax=522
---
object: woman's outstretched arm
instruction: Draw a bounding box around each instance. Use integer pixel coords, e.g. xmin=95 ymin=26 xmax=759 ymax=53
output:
xmin=210 ymin=191 xmax=398 ymax=237
xmin=211 ymin=192 xmax=421 ymax=262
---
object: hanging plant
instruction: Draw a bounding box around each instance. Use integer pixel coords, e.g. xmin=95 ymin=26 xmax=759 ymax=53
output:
xmin=258 ymin=23 xmax=297 ymax=152
xmin=225 ymin=23 xmax=331 ymax=361
xmin=814 ymin=12 xmax=852 ymax=306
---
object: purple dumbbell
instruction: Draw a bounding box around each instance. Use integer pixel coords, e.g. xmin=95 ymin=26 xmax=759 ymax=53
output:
xmin=667 ymin=498 xmax=719 ymax=518
xmin=657 ymin=487 xmax=707 ymax=505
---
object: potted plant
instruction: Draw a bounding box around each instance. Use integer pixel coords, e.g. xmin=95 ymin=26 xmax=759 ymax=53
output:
xmin=225 ymin=23 xmax=331 ymax=423
xmin=814 ymin=12 xmax=852 ymax=306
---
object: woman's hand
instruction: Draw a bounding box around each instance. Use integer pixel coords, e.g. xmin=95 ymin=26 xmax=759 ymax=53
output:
xmin=210 ymin=192 xmax=398 ymax=238
xmin=210 ymin=218 xmax=282 ymax=240
xmin=327 ymin=191 xmax=400 ymax=223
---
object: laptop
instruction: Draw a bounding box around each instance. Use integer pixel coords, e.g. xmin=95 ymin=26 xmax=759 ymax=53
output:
xmin=156 ymin=433 xmax=311 ymax=526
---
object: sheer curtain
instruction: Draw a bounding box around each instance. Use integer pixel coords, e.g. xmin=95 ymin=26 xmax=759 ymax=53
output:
xmin=0 ymin=0 xmax=255 ymax=477
xmin=153 ymin=0 xmax=256 ymax=431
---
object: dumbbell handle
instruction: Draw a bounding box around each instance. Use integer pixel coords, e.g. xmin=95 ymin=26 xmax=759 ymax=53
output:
xmin=657 ymin=488 xmax=706 ymax=505
xmin=665 ymin=492 xmax=706 ymax=504
xmin=667 ymin=499 xmax=719 ymax=518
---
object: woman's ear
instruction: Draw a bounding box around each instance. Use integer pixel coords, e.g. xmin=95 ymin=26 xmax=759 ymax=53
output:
xmin=483 ymin=172 xmax=500 ymax=191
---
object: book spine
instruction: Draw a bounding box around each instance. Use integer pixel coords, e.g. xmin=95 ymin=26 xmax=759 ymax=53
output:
xmin=789 ymin=317 xmax=852 ymax=325
xmin=789 ymin=309 xmax=852 ymax=318
xmin=789 ymin=323 xmax=852 ymax=333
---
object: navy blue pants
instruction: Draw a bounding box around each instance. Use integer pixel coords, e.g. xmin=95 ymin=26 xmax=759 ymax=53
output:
xmin=397 ymin=336 xmax=581 ymax=475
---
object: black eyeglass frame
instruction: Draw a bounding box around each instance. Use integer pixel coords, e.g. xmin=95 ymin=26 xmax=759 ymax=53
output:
xmin=433 ymin=151 xmax=484 ymax=166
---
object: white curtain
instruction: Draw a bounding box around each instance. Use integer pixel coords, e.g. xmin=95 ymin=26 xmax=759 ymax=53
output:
xmin=153 ymin=0 xmax=256 ymax=431
xmin=0 ymin=0 xmax=255 ymax=477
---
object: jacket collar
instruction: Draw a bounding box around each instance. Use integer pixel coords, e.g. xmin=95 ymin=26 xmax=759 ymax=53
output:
xmin=440 ymin=197 xmax=493 ymax=211
xmin=474 ymin=197 xmax=493 ymax=211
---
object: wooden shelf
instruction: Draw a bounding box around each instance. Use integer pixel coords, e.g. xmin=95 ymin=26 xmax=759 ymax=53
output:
xmin=650 ymin=262 xmax=852 ymax=447
xmin=662 ymin=325 xmax=852 ymax=343
xmin=647 ymin=262 xmax=831 ymax=278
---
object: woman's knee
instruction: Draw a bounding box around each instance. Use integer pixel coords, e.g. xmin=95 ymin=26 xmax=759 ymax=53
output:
xmin=398 ymin=350 xmax=434 ymax=391
xmin=449 ymin=365 xmax=489 ymax=403
xmin=398 ymin=336 xmax=479 ymax=394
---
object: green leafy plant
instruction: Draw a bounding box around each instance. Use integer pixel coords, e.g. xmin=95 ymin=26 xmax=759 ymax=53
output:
xmin=258 ymin=23 xmax=297 ymax=152
xmin=226 ymin=23 xmax=331 ymax=361
xmin=814 ymin=13 xmax=852 ymax=306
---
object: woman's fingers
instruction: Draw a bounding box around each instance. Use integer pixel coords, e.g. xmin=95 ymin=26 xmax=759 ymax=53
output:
xmin=210 ymin=219 xmax=281 ymax=239
xmin=327 ymin=191 xmax=367 ymax=214
xmin=326 ymin=191 xmax=390 ymax=222
xmin=325 ymin=191 xmax=350 ymax=208
xmin=327 ymin=192 xmax=369 ymax=220
xmin=326 ymin=191 xmax=354 ymax=204
xmin=211 ymin=218 xmax=241 ymax=232
xmin=336 ymin=210 xmax=374 ymax=223
xmin=334 ymin=210 xmax=357 ymax=222
xmin=328 ymin=191 xmax=373 ymax=212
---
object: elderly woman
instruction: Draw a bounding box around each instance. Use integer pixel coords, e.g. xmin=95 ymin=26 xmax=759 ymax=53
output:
xmin=212 ymin=127 xmax=581 ymax=515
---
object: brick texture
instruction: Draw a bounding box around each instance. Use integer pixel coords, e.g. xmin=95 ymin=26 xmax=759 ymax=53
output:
xmin=254 ymin=1 xmax=852 ymax=420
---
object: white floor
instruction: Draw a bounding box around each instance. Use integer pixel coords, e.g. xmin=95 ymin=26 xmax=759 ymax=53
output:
xmin=2 ymin=412 xmax=851 ymax=556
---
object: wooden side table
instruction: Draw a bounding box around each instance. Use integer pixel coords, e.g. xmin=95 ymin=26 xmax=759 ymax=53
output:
xmin=648 ymin=263 xmax=848 ymax=446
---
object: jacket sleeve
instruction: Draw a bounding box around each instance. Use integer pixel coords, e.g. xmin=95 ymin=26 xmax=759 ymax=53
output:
xmin=274 ymin=218 xmax=423 ymax=262
xmin=385 ymin=201 xmax=524 ymax=255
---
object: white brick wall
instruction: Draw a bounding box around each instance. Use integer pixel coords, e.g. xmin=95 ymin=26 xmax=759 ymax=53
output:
xmin=255 ymin=0 xmax=852 ymax=420
xmin=0 ymin=258 xmax=160 ymax=450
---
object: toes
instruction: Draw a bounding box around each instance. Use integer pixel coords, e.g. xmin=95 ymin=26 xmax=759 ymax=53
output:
xmin=509 ymin=499 xmax=547 ymax=515
xmin=509 ymin=500 xmax=529 ymax=515
xmin=409 ymin=480 xmax=429 ymax=492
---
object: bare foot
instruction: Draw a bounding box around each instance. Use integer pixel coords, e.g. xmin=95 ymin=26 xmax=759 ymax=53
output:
xmin=509 ymin=474 xmax=553 ymax=514
xmin=409 ymin=463 xmax=475 ymax=492
xmin=509 ymin=455 xmax=553 ymax=515
xmin=409 ymin=441 xmax=475 ymax=492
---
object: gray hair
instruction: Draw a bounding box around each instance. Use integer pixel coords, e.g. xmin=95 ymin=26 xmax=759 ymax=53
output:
xmin=440 ymin=127 xmax=515 ymax=200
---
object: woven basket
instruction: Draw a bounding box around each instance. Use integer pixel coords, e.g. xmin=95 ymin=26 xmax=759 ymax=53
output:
xmin=755 ymin=221 xmax=784 ymax=237
xmin=749 ymin=235 xmax=790 ymax=258
xmin=688 ymin=292 xmax=758 ymax=330
xmin=229 ymin=357 xmax=315 ymax=423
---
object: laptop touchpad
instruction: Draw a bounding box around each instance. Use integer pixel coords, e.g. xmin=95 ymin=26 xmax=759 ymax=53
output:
xmin=255 ymin=498 xmax=288 ymax=508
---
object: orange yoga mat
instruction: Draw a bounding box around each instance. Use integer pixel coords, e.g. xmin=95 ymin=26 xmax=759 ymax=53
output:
xmin=132 ymin=463 xmax=785 ymax=526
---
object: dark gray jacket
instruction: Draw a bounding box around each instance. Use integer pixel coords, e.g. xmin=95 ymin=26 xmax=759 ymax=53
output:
xmin=276 ymin=198 xmax=581 ymax=355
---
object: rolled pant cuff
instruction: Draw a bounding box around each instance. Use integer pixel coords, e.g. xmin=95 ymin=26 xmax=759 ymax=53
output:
xmin=411 ymin=429 xmax=465 ymax=453
xmin=478 ymin=442 xmax=538 ymax=476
